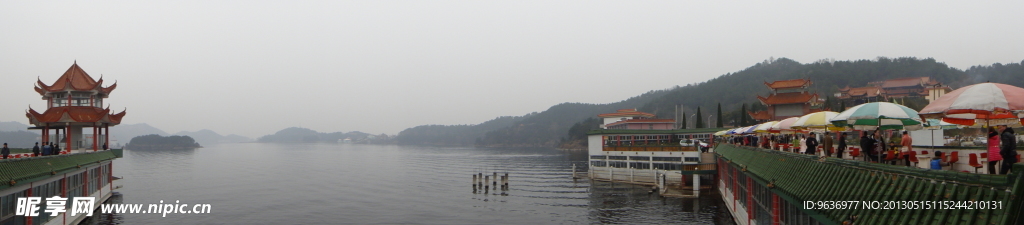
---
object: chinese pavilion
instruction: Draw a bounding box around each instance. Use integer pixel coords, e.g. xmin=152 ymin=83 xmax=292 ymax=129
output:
xmin=750 ymin=79 xmax=820 ymax=121
xmin=25 ymin=62 xmax=126 ymax=151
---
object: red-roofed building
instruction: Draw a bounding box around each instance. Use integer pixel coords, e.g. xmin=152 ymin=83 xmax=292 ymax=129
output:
xmin=604 ymin=119 xmax=676 ymax=130
xmin=751 ymin=79 xmax=819 ymax=121
xmin=597 ymin=109 xmax=659 ymax=129
xmin=25 ymin=62 xmax=126 ymax=151
xmin=835 ymin=77 xmax=952 ymax=107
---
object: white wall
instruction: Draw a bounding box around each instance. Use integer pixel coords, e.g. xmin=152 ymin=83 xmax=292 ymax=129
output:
xmin=910 ymin=129 xmax=943 ymax=146
xmin=588 ymin=135 xmax=603 ymax=155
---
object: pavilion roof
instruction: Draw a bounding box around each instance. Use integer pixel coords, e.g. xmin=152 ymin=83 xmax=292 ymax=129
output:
xmin=764 ymin=79 xmax=811 ymax=89
xmin=756 ymin=92 xmax=818 ymax=105
xmin=34 ymin=63 xmax=117 ymax=95
xmin=26 ymin=106 xmax=126 ymax=126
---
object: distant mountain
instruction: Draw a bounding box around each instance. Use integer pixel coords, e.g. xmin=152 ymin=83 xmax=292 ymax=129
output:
xmin=395 ymin=89 xmax=670 ymax=147
xmin=0 ymin=131 xmax=39 ymax=148
xmin=257 ymin=127 xmax=371 ymax=143
xmin=174 ymin=129 xmax=253 ymax=146
xmin=398 ymin=57 xmax=1024 ymax=148
xmin=125 ymin=134 xmax=201 ymax=150
xmin=0 ymin=121 xmax=31 ymax=132
xmin=108 ymin=123 xmax=169 ymax=143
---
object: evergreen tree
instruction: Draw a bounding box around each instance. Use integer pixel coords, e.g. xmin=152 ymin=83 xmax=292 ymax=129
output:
xmin=716 ymin=103 xmax=724 ymax=128
xmin=681 ymin=110 xmax=687 ymax=129
xmin=695 ymin=107 xmax=704 ymax=128
xmin=839 ymin=101 xmax=846 ymax=112
xmin=740 ymin=104 xmax=748 ymax=127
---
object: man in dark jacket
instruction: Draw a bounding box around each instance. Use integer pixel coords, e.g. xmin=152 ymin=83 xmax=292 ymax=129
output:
xmin=1000 ymin=126 xmax=1018 ymax=175
xmin=805 ymin=132 xmax=819 ymax=155
xmin=836 ymin=132 xmax=848 ymax=159
xmin=860 ymin=131 xmax=876 ymax=162
xmin=1 ymin=143 xmax=9 ymax=159
xmin=32 ymin=142 xmax=40 ymax=157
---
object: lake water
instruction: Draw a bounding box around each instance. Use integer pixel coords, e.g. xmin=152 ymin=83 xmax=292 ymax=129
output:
xmin=95 ymin=143 xmax=733 ymax=224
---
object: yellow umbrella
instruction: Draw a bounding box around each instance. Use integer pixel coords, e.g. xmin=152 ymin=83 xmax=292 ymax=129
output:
xmin=792 ymin=111 xmax=846 ymax=131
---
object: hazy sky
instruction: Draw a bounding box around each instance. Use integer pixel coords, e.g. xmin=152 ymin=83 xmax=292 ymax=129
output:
xmin=2 ymin=1 xmax=1022 ymax=138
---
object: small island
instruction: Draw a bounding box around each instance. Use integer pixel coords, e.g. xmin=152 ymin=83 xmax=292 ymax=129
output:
xmin=125 ymin=134 xmax=202 ymax=150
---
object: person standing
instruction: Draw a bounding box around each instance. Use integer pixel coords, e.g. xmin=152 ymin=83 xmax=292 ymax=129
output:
xmin=32 ymin=142 xmax=40 ymax=157
xmin=805 ymin=132 xmax=819 ymax=155
xmin=54 ymin=143 xmax=60 ymax=155
xmin=1 ymin=143 xmax=9 ymax=159
xmin=799 ymin=135 xmax=807 ymax=154
xmin=42 ymin=142 xmax=51 ymax=156
xmin=987 ymin=127 xmax=1003 ymax=174
xmin=999 ymin=126 xmax=1018 ymax=175
xmin=836 ymin=132 xmax=848 ymax=159
xmin=823 ymin=132 xmax=834 ymax=157
xmin=901 ymin=131 xmax=913 ymax=166
xmin=861 ymin=131 xmax=877 ymax=162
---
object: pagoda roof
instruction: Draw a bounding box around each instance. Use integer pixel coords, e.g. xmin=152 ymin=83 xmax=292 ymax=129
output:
xmin=764 ymin=79 xmax=811 ymax=89
xmin=747 ymin=111 xmax=772 ymax=121
xmin=25 ymin=106 xmax=126 ymax=126
xmin=597 ymin=109 xmax=655 ymax=118
xmin=756 ymin=92 xmax=818 ymax=105
xmin=34 ymin=63 xmax=117 ymax=95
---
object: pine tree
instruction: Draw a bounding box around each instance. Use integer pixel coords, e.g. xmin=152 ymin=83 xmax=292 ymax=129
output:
xmin=740 ymin=104 xmax=748 ymax=127
xmin=716 ymin=103 xmax=724 ymax=128
xmin=695 ymin=107 xmax=704 ymax=128
xmin=681 ymin=110 xmax=687 ymax=129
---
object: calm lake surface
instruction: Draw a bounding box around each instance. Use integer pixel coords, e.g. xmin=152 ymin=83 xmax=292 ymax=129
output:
xmin=98 ymin=143 xmax=733 ymax=224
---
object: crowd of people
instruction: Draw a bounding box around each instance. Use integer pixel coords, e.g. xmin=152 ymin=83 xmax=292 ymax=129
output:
xmin=0 ymin=142 xmax=66 ymax=159
xmin=721 ymin=125 xmax=1020 ymax=175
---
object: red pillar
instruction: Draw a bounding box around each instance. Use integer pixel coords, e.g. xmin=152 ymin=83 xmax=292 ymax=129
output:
xmin=92 ymin=126 xmax=98 ymax=151
xmin=772 ymin=193 xmax=781 ymax=225
xmin=105 ymin=124 xmax=110 ymax=150
xmin=66 ymin=126 xmax=71 ymax=153
xmin=747 ymin=177 xmax=754 ymax=222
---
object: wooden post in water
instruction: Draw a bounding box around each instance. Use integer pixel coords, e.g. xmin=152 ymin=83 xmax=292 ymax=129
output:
xmin=484 ymin=175 xmax=489 ymax=193
xmin=473 ymin=174 xmax=477 ymax=192
xmin=572 ymin=164 xmax=577 ymax=179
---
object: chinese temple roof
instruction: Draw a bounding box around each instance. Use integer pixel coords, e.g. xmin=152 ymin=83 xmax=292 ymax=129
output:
xmin=34 ymin=63 xmax=117 ymax=95
xmin=756 ymin=92 xmax=818 ymax=105
xmin=764 ymin=79 xmax=811 ymax=89
xmin=747 ymin=111 xmax=772 ymax=121
xmin=840 ymin=86 xmax=883 ymax=99
xmin=597 ymin=109 xmax=656 ymax=118
xmin=26 ymin=106 xmax=126 ymax=126
xmin=880 ymin=77 xmax=928 ymax=88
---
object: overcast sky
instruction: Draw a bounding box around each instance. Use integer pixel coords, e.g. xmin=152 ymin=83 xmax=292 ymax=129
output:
xmin=2 ymin=1 xmax=1022 ymax=138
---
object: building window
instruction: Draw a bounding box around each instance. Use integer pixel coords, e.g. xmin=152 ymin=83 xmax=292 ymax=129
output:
xmin=71 ymin=93 xmax=91 ymax=106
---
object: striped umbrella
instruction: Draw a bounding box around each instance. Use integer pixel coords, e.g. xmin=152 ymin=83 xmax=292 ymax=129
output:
xmin=919 ymin=82 xmax=1024 ymax=127
xmin=791 ymin=111 xmax=844 ymax=131
xmin=769 ymin=117 xmax=801 ymax=133
xmin=830 ymin=102 xmax=923 ymax=131
xmin=740 ymin=125 xmax=760 ymax=134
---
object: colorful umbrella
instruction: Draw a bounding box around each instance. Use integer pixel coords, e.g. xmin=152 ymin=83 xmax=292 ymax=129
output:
xmin=919 ymin=82 xmax=1024 ymax=127
xmin=754 ymin=121 xmax=778 ymax=133
xmin=830 ymin=102 xmax=923 ymax=131
xmin=769 ymin=117 xmax=801 ymax=133
xmin=791 ymin=111 xmax=843 ymax=131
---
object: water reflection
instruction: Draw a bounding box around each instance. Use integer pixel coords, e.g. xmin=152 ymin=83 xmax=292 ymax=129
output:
xmin=96 ymin=143 xmax=731 ymax=224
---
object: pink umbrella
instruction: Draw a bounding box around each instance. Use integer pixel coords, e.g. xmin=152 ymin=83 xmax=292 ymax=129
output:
xmin=769 ymin=117 xmax=801 ymax=134
xmin=919 ymin=82 xmax=1024 ymax=126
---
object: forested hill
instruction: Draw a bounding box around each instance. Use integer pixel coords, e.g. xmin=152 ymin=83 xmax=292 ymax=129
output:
xmin=395 ymin=89 xmax=671 ymax=147
xmin=397 ymin=57 xmax=1024 ymax=148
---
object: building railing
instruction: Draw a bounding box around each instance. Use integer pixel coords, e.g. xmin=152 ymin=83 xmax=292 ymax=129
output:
xmin=602 ymin=146 xmax=698 ymax=152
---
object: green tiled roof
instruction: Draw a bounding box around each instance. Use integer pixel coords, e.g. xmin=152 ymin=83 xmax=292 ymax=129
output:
xmin=0 ymin=151 xmax=117 ymax=191
xmin=716 ymin=144 xmax=1023 ymax=225
xmin=587 ymin=128 xmax=727 ymax=135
